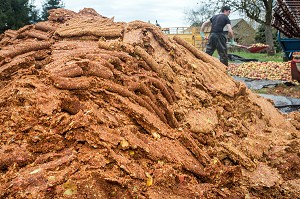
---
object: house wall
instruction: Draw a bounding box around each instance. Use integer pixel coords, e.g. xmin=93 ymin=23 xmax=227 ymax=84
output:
xmin=233 ymin=21 xmax=256 ymax=46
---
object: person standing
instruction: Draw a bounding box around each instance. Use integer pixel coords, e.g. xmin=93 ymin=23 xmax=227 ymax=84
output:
xmin=200 ymin=6 xmax=234 ymax=66
xmin=155 ymin=20 xmax=161 ymax=28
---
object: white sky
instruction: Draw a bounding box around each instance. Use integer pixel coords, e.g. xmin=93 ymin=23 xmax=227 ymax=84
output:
xmin=32 ymin=0 xmax=206 ymax=27
xmin=33 ymin=0 xmax=241 ymax=27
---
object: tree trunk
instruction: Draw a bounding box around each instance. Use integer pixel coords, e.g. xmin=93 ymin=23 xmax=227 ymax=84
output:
xmin=264 ymin=0 xmax=275 ymax=56
xmin=265 ymin=25 xmax=275 ymax=55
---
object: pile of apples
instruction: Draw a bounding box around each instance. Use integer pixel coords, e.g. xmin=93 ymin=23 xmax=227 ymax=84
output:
xmin=249 ymin=43 xmax=269 ymax=48
xmin=228 ymin=61 xmax=292 ymax=81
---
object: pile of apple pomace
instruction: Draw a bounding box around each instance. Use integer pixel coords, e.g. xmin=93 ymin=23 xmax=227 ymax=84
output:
xmin=228 ymin=61 xmax=292 ymax=81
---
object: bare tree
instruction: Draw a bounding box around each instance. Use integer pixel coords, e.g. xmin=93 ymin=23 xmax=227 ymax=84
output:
xmin=229 ymin=0 xmax=275 ymax=55
xmin=184 ymin=2 xmax=217 ymax=26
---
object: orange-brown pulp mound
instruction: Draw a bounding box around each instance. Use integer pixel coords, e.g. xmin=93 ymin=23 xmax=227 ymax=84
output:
xmin=0 ymin=8 xmax=299 ymax=198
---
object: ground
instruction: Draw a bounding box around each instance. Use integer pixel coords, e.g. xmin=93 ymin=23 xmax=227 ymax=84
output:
xmin=228 ymin=62 xmax=300 ymax=98
xmin=254 ymin=82 xmax=300 ymax=98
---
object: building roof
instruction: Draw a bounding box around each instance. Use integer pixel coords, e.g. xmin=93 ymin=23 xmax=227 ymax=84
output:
xmin=230 ymin=18 xmax=244 ymax=27
xmin=223 ymin=18 xmax=253 ymax=31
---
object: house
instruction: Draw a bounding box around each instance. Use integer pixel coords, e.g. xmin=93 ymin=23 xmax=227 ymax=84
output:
xmin=224 ymin=18 xmax=256 ymax=45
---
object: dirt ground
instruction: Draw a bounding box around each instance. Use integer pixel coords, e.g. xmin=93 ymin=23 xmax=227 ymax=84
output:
xmin=254 ymin=83 xmax=300 ymax=99
xmin=0 ymin=8 xmax=299 ymax=198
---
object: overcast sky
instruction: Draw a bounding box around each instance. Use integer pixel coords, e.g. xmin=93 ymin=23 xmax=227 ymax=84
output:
xmin=33 ymin=0 xmax=212 ymax=27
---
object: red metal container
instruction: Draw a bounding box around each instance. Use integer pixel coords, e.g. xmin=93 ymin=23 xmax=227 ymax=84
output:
xmin=247 ymin=46 xmax=268 ymax=53
xmin=291 ymin=59 xmax=300 ymax=81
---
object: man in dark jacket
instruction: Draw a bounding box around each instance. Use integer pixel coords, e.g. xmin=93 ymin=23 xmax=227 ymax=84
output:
xmin=200 ymin=6 xmax=234 ymax=66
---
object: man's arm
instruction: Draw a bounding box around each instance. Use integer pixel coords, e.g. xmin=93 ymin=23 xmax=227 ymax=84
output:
xmin=200 ymin=20 xmax=211 ymax=32
xmin=226 ymin=24 xmax=234 ymax=38
xmin=200 ymin=20 xmax=211 ymax=39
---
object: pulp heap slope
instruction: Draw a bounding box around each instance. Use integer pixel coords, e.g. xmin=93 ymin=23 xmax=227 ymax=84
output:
xmin=0 ymin=8 xmax=299 ymax=198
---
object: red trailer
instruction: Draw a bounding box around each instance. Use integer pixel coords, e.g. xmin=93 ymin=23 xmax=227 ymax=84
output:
xmin=291 ymin=59 xmax=300 ymax=81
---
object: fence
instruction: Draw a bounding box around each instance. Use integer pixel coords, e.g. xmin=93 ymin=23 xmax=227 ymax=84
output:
xmin=162 ymin=27 xmax=208 ymax=51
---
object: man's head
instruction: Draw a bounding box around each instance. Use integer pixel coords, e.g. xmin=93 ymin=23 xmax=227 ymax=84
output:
xmin=221 ymin=6 xmax=231 ymax=15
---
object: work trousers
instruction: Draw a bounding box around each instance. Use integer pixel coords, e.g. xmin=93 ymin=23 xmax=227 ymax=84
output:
xmin=205 ymin=32 xmax=228 ymax=66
